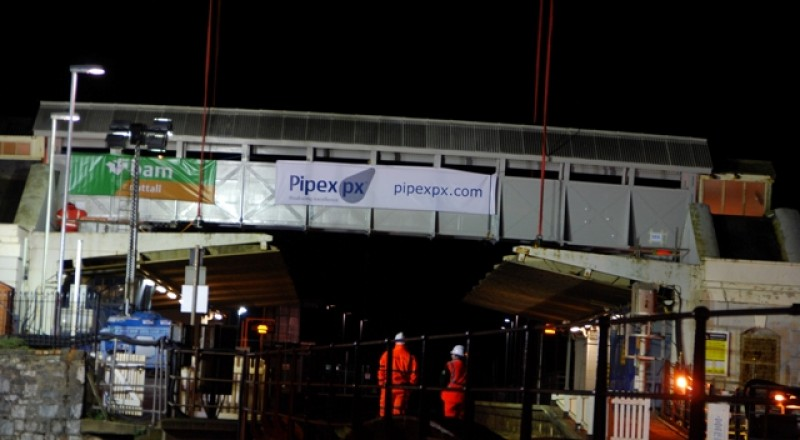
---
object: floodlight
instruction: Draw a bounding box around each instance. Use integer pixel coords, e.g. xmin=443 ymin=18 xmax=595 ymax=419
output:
xmin=105 ymin=120 xmax=132 ymax=148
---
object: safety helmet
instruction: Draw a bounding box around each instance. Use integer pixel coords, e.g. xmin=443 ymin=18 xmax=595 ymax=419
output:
xmin=394 ymin=332 xmax=405 ymax=344
xmin=450 ymin=344 xmax=465 ymax=357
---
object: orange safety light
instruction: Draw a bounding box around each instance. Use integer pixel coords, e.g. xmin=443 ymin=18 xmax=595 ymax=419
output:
xmin=257 ymin=324 xmax=269 ymax=334
xmin=675 ymin=373 xmax=693 ymax=393
xmin=544 ymin=324 xmax=556 ymax=335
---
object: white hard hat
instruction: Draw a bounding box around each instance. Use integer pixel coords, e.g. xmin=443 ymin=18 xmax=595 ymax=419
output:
xmin=450 ymin=345 xmax=465 ymax=357
xmin=394 ymin=332 xmax=405 ymax=343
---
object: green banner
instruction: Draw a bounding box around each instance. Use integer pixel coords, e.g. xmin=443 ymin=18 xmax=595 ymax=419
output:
xmin=69 ymin=154 xmax=216 ymax=203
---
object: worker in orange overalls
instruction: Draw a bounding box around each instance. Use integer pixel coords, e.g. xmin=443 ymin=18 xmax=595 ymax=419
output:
xmin=441 ymin=344 xmax=468 ymax=419
xmin=55 ymin=202 xmax=87 ymax=232
xmin=378 ymin=332 xmax=418 ymax=417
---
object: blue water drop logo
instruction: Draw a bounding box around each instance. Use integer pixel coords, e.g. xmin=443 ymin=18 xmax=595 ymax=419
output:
xmin=339 ymin=168 xmax=375 ymax=203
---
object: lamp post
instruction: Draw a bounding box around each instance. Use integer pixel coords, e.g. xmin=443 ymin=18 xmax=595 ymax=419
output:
xmin=359 ymin=318 xmax=368 ymax=341
xmin=43 ymin=113 xmax=79 ymax=293
xmin=56 ymin=65 xmax=104 ymax=306
xmin=503 ymin=318 xmax=512 ymax=386
xmin=341 ymin=311 xmax=351 ymax=342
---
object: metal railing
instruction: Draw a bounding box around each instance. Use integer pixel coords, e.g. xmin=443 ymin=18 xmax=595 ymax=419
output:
xmin=7 ymin=300 xmax=800 ymax=439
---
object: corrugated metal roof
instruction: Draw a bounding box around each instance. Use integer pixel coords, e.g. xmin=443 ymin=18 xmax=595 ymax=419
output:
xmin=464 ymin=260 xmax=631 ymax=324
xmin=34 ymin=101 xmax=712 ymax=172
xmin=73 ymin=246 xmax=299 ymax=315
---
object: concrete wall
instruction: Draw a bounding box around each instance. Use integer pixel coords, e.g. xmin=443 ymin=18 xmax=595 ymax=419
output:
xmin=0 ymin=348 xmax=85 ymax=440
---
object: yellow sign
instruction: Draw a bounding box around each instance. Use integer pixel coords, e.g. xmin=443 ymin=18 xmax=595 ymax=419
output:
xmin=705 ymin=331 xmax=729 ymax=376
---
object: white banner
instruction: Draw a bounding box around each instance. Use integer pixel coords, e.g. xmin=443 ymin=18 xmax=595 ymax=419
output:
xmin=275 ymin=161 xmax=497 ymax=215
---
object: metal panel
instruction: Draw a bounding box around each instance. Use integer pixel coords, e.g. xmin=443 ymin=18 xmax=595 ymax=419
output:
xmin=642 ymin=138 xmax=669 ymax=165
xmin=565 ymin=182 xmax=630 ymax=248
xmin=403 ymin=124 xmax=426 ymax=148
xmin=354 ymin=120 xmax=379 ymax=145
xmin=449 ymin=125 xmax=473 ymax=152
xmin=31 ymin=102 xmax=716 ymax=248
xmin=474 ymin=126 xmax=498 ymax=151
xmin=501 ymin=177 xmax=562 ymax=242
xmin=138 ymin=199 xmax=179 ymax=223
xmin=631 ymin=187 xmax=691 ymax=249
xmin=330 ymin=119 xmax=356 ymax=144
xmin=568 ymin=134 xmax=598 ymax=161
xmin=520 ymin=129 xmax=540 ymax=156
xmin=427 ymin=124 xmax=449 ymax=150
xmin=231 ymin=114 xmax=262 ymax=139
xmin=181 ymin=112 xmax=206 ymax=138
xmin=438 ymin=212 xmax=493 ymax=239
xmin=497 ymin=128 xmax=526 ymax=155
xmin=282 ymin=116 xmax=308 ymax=141
xmin=257 ymin=114 xmax=286 ymax=139
xmin=307 ymin=117 xmax=332 ymax=142
xmin=207 ymin=113 xmax=237 ymax=138
xmin=241 ymin=163 xmax=306 ymax=228
xmin=546 ymin=131 xmax=572 ymax=157
xmin=373 ymin=209 xmax=434 ymax=236
xmin=308 ymin=206 xmax=371 ymax=232
xmin=36 ymin=102 xmax=713 ymax=172
xmin=594 ymin=135 xmax=623 ymax=162
xmin=379 ymin=120 xmax=403 ymax=146
xmin=195 ymin=161 xmax=244 ymax=224
xmin=667 ymin=138 xmax=712 ymax=169
xmin=617 ymin=137 xmax=646 ymax=164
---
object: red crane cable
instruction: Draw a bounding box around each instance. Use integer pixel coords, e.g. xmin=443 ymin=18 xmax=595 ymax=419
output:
xmin=535 ymin=0 xmax=555 ymax=243
xmin=533 ymin=0 xmax=545 ymax=125
xmin=195 ymin=0 xmax=219 ymax=224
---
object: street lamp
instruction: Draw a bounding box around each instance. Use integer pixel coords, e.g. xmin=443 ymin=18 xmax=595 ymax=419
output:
xmin=56 ymin=65 xmax=104 ymax=305
xmin=43 ymin=113 xmax=79 ymax=292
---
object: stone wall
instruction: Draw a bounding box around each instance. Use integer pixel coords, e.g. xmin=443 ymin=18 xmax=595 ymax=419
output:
xmin=0 ymin=348 xmax=85 ymax=440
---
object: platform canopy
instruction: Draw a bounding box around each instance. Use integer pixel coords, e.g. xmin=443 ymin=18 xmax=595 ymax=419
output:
xmin=464 ymin=256 xmax=632 ymax=324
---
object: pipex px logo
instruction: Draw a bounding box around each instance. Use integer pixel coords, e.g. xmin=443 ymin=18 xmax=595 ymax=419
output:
xmin=288 ymin=168 xmax=375 ymax=203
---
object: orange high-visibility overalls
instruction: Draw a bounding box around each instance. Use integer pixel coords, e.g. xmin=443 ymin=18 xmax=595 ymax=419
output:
xmin=378 ymin=344 xmax=418 ymax=416
xmin=55 ymin=202 xmax=87 ymax=232
xmin=441 ymin=357 xmax=467 ymax=418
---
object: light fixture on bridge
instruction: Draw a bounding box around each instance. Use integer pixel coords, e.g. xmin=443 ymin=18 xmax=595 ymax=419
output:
xmin=105 ymin=118 xmax=172 ymax=153
xmin=145 ymin=118 xmax=172 ymax=153
xmin=105 ymin=120 xmax=132 ymax=148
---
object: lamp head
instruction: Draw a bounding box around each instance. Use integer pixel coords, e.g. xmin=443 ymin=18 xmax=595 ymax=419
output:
xmin=51 ymin=113 xmax=80 ymax=122
xmin=145 ymin=118 xmax=172 ymax=152
xmin=105 ymin=120 xmax=132 ymax=148
xmin=70 ymin=64 xmax=105 ymax=76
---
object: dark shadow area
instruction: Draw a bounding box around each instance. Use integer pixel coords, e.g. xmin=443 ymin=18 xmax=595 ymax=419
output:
xmin=713 ymin=215 xmax=782 ymax=261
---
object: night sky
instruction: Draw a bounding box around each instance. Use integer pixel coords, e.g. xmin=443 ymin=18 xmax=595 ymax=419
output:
xmin=1 ymin=2 xmax=795 ymax=339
